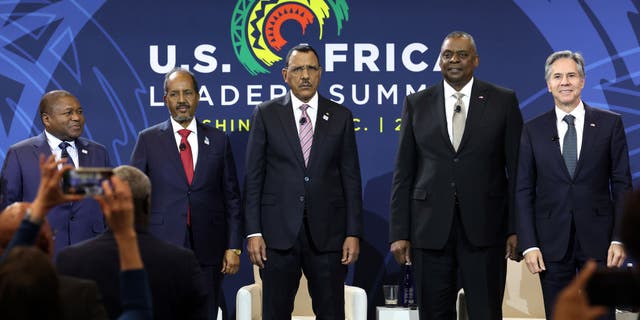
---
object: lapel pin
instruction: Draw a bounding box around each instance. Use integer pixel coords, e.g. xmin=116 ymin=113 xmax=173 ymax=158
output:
xmin=590 ymin=123 xmax=596 ymax=127
xmin=204 ymin=137 xmax=210 ymax=145
xmin=478 ymin=95 xmax=485 ymax=100
xmin=81 ymin=149 xmax=88 ymax=154
xmin=323 ymin=112 xmax=330 ymax=121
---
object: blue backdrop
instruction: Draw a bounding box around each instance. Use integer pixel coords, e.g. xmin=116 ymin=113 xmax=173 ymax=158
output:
xmin=1 ymin=0 xmax=639 ymax=318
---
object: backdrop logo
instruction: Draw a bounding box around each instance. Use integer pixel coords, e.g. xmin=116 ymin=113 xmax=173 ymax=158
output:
xmin=231 ymin=0 xmax=349 ymax=75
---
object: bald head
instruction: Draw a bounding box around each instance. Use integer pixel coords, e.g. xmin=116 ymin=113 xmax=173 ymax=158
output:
xmin=0 ymin=203 xmax=54 ymax=258
xmin=38 ymin=90 xmax=76 ymax=116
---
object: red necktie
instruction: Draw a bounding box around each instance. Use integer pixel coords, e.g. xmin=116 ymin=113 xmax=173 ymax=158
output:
xmin=178 ymin=129 xmax=193 ymax=226
xmin=178 ymin=129 xmax=194 ymax=184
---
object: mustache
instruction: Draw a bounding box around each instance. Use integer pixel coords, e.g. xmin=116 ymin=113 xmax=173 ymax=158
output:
xmin=176 ymin=103 xmax=190 ymax=108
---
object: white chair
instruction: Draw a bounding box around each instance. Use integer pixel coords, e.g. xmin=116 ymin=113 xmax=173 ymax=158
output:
xmin=236 ymin=266 xmax=367 ymax=320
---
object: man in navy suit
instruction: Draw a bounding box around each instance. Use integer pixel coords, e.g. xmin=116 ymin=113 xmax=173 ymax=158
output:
xmin=0 ymin=90 xmax=110 ymax=254
xmin=130 ymin=68 xmax=242 ymax=320
xmin=516 ymin=50 xmax=632 ymax=319
xmin=389 ymin=31 xmax=522 ymax=320
xmin=244 ymin=44 xmax=363 ymax=320
xmin=56 ymin=165 xmax=207 ymax=319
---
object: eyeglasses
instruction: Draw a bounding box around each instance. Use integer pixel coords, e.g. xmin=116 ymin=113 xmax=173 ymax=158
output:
xmin=286 ymin=65 xmax=321 ymax=75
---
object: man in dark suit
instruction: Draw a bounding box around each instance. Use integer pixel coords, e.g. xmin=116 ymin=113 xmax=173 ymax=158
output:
xmin=0 ymin=202 xmax=108 ymax=320
xmin=389 ymin=31 xmax=523 ymax=320
xmin=130 ymin=68 xmax=242 ymax=320
xmin=0 ymin=90 xmax=110 ymax=254
xmin=516 ymin=50 xmax=631 ymax=319
xmin=244 ymin=43 xmax=363 ymax=320
xmin=56 ymin=165 xmax=208 ymax=319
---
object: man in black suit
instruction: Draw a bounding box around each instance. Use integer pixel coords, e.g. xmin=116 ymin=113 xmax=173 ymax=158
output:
xmin=516 ymin=50 xmax=631 ymax=319
xmin=244 ymin=43 xmax=363 ymax=320
xmin=56 ymin=165 xmax=208 ymax=319
xmin=389 ymin=31 xmax=523 ymax=320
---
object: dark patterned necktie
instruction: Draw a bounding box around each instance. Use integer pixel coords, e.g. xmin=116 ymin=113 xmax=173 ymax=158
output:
xmin=562 ymin=115 xmax=577 ymax=177
xmin=59 ymin=141 xmax=76 ymax=167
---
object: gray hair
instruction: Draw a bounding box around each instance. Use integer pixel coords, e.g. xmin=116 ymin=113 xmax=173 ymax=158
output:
xmin=113 ymin=165 xmax=151 ymax=227
xmin=443 ymin=31 xmax=477 ymax=53
xmin=544 ymin=50 xmax=585 ymax=81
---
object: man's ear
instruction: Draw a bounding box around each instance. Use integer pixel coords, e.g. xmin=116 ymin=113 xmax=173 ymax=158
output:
xmin=41 ymin=113 xmax=50 ymax=127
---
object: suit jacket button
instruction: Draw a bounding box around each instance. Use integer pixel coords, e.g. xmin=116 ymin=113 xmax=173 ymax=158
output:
xmin=304 ymin=176 xmax=310 ymax=182
xmin=453 ymin=158 xmax=459 ymax=163
xmin=450 ymin=182 xmax=456 ymax=187
xmin=299 ymin=196 xmax=305 ymax=202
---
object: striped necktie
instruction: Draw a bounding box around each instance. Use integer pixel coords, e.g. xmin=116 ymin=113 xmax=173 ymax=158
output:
xmin=298 ymin=104 xmax=313 ymax=167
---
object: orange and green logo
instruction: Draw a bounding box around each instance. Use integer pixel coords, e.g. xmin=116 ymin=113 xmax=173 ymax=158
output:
xmin=231 ymin=0 xmax=349 ymax=75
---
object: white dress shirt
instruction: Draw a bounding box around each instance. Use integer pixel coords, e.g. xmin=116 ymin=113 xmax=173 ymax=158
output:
xmin=170 ymin=117 xmax=199 ymax=170
xmin=45 ymin=130 xmax=79 ymax=168
xmin=555 ymin=102 xmax=584 ymax=160
xmin=443 ymin=78 xmax=474 ymax=145
xmin=291 ymin=91 xmax=319 ymax=133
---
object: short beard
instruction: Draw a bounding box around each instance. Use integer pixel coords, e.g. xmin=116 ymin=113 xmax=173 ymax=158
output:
xmin=172 ymin=115 xmax=193 ymax=124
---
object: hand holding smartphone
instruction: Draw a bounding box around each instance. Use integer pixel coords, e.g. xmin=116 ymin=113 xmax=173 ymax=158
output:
xmin=62 ymin=167 xmax=113 ymax=196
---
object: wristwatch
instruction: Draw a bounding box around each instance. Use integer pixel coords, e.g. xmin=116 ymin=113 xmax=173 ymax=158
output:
xmin=230 ymin=249 xmax=242 ymax=256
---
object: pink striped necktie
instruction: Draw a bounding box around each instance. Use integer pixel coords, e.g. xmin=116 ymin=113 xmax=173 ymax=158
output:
xmin=298 ymin=104 xmax=313 ymax=167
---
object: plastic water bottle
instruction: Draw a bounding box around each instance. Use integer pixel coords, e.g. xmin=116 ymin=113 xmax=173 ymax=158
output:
xmin=401 ymin=261 xmax=416 ymax=308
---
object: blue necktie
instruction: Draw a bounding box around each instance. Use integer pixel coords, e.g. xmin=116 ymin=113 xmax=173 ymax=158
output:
xmin=562 ymin=115 xmax=577 ymax=177
xmin=59 ymin=141 xmax=76 ymax=167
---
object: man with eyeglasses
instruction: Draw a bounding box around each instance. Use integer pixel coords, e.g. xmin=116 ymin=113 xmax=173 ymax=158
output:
xmin=130 ymin=68 xmax=243 ymax=320
xmin=389 ymin=31 xmax=523 ymax=320
xmin=244 ymin=43 xmax=363 ymax=319
xmin=0 ymin=90 xmax=111 ymax=255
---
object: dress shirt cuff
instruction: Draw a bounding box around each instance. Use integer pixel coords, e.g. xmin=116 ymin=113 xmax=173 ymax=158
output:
xmin=611 ymin=241 xmax=623 ymax=246
xmin=246 ymin=233 xmax=262 ymax=238
xmin=523 ymin=247 xmax=540 ymax=256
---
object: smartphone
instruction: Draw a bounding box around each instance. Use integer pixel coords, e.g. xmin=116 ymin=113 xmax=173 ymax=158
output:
xmin=586 ymin=268 xmax=640 ymax=308
xmin=62 ymin=167 xmax=113 ymax=196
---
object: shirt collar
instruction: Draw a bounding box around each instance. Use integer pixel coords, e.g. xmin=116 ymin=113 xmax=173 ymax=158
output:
xmin=555 ymin=101 xmax=585 ymax=122
xmin=290 ymin=91 xmax=319 ymax=111
xmin=170 ymin=117 xmax=198 ymax=134
xmin=443 ymin=78 xmax=474 ymax=99
xmin=44 ymin=130 xmax=75 ymax=149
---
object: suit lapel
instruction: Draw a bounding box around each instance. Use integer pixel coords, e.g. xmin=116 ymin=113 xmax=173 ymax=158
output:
xmin=76 ymin=138 xmax=89 ymax=166
xmin=458 ymin=82 xmax=488 ymax=151
xmin=159 ymin=120 xmax=190 ymax=183
xmin=32 ymin=133 xmax=52 ymax=159
xmin=539 ymin=110 xmax=573 ymax=179
xmin=307 ymin=97 xmax=330 ymax=170
xmin=432 ymin=82 xmax=453 ymax=152
xmin=575 ymin=104 xmax=596 ymax=178
xmin=193 ymin=122 xmax=210 ymax=185
xmin=276 ymin=93 xmax=305 ymax=167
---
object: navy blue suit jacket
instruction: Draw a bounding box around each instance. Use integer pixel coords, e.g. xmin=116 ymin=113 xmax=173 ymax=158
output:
xmin=516 ymin=104 xmax=632 ymax=261
xmin=130 ymin=120 xmax=242 ymax=265
xmin=244 ymin=93 xmax=363 ymax=251
xmin=0 ymin=132 xmax=110 ymax=253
